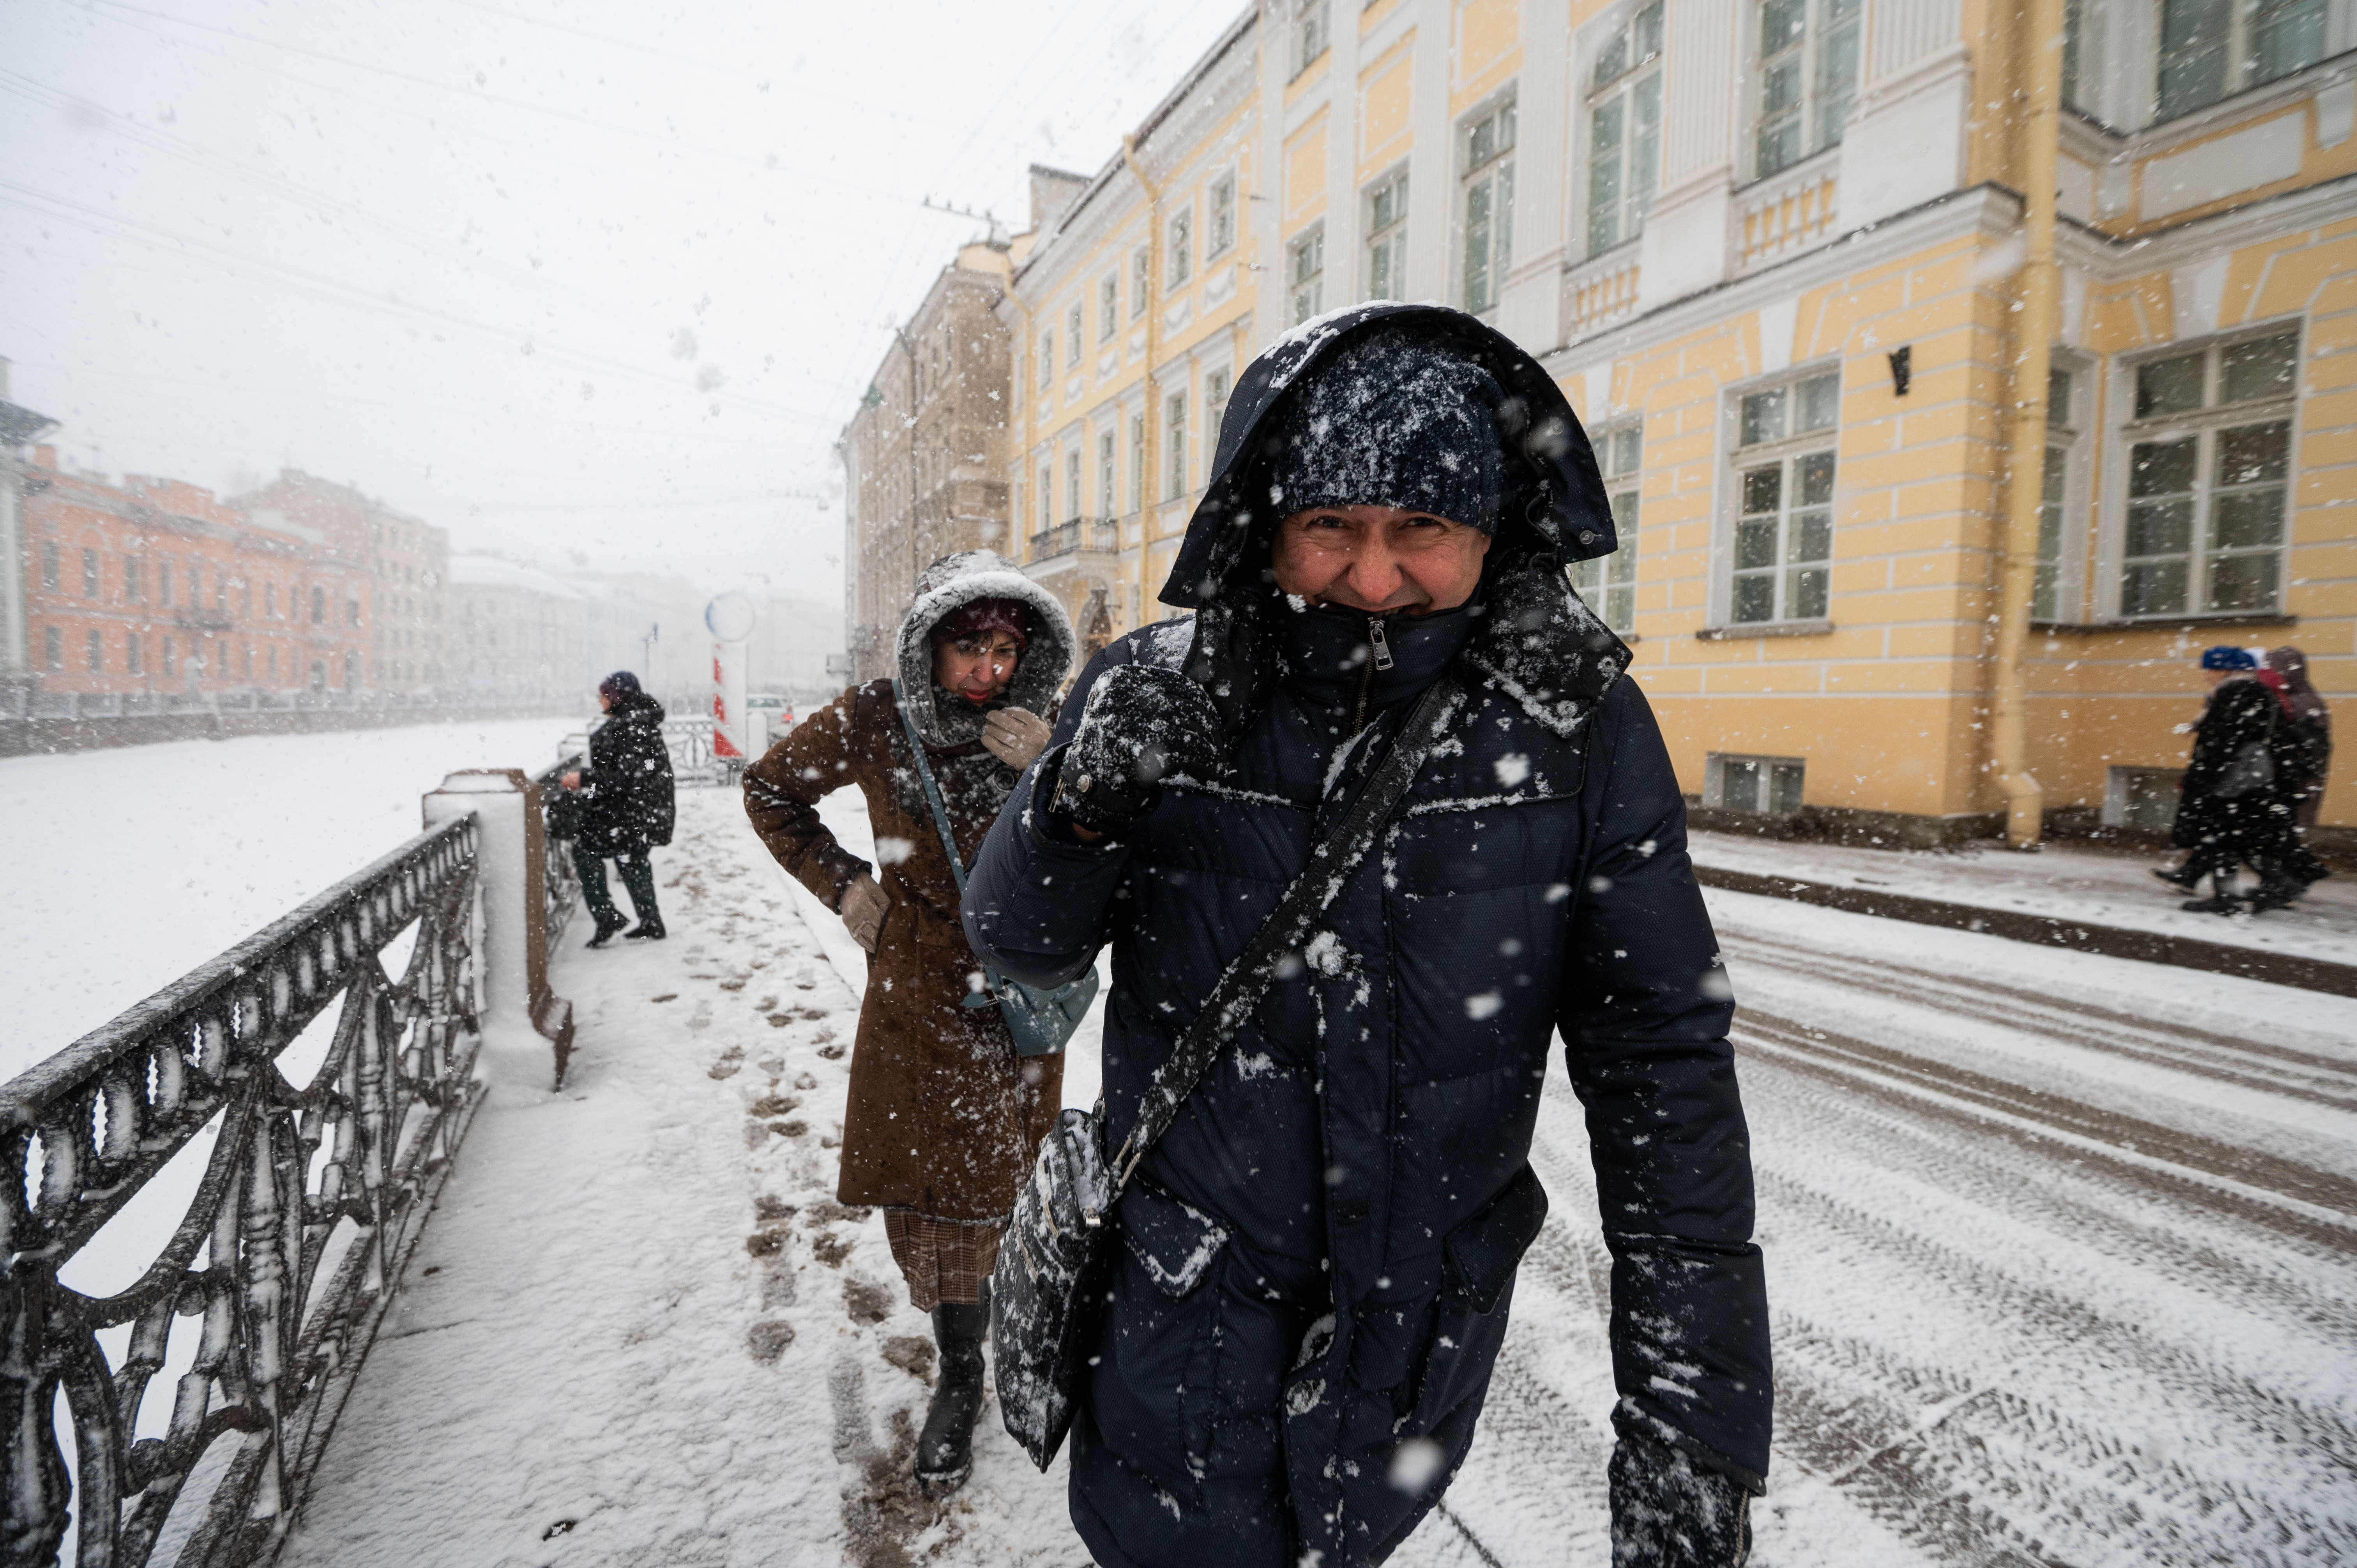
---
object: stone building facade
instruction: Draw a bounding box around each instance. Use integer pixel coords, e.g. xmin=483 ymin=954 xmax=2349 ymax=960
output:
xmin=228 ymin=470 xmax=451 ymax=694
xmin=974 ymin=0 xmax=2353 ymax=844
xmin=840 ymin=230 xmax=1042 ymax=682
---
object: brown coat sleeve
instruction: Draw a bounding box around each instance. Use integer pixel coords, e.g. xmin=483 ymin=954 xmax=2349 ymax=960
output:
xmin=743 ymin=684 xmax=873 ymax=911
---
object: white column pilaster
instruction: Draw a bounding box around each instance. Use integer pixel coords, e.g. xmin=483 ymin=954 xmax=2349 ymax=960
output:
xmin=1499 ymin=0 xmax=1574 ymax=352
xmin=1638 ymin=0 xmax=1741 ymax=309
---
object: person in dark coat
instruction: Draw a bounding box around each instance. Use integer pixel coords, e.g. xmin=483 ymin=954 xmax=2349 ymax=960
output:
xmin=962 ymin=305 xmax=1769 ymax=1568
xmin=2163 ymin=646 xmax=2308 ymax=914
xmin=742 ymin=552 xmax=1076 ymax=1491
xmin=2257 ymin=645 xmax=2334 ymax=906
xmin=561 ymin=671 xmax=677 ymax=944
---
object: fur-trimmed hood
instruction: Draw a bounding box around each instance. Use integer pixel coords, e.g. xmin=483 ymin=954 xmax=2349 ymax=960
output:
xmin=894 ymin=551 xmax=1077 ymax=748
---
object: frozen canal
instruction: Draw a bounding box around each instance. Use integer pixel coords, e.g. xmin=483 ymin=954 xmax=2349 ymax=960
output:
xmin=11 ymin=724 xmax=2355 ymax=1565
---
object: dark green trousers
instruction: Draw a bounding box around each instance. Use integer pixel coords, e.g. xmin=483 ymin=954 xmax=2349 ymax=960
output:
xmin=574 ymin=844 xmax=660 ymax=929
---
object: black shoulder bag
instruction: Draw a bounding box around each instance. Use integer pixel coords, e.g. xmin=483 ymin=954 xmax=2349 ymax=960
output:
xmin=993 ymin=672 xmax=1465 ymax=1469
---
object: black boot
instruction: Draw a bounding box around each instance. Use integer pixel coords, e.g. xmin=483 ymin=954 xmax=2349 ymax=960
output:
xmin=585 ymin=914 xmax=628 ymax=948
xmin=2150 ymin=862 xmax=2202 ymax=889
xmin=914 ymin=1298 xmax=989 ymax=1492
xmin=623 ymin=918 xmax=667 ymax=941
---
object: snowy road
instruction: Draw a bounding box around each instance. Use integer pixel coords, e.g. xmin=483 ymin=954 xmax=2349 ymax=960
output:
xmin=272 ymin=777 xmax=2357 ymax=1568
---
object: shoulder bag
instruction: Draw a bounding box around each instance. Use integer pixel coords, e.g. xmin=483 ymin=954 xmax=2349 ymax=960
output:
xmin=992 ymin=671 xmax=1465 ymax=1470
xmin=894 ymin=682 xmax=1100 ymax=1059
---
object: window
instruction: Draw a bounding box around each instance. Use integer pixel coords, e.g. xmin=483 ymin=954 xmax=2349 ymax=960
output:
xmin=2159 ymin=0 xmax=2326 ymax=118
xmin=311 ymin=586 xmax=325 ymax=624
xmin=85 ymin=628 xmax=103 ymax=673
xmin=1167 ymin=391 xmax=1188 ymax=500
xmin=1707 ymin=753 xmax=1806 ymax=814
xmin=1291 ymin=0 xmax=1331 ymax=79
xmin=160 ymin=562 xmax=175 ymax=606
xmin=2104 ymin=765 xmax=2187 ymax=830
xmin=41 ymin=540 xmax=59 ymax=592
xmin=1588 ymin=2 xmax=1664 ymax=255
xmin=124 ymin=556 xmax=140 ymax=598
xmin=1067 ymin=304 xmax=1084 ymax=366
xmin=1099 ymin=431 xmax=1117 ymax=514
xmin=2034 ymin=365 xmax=2080 ymax=622
xmin=1730 ymin=369 xmax=1841 ymax=624
xmin=1462 ymin=103 xmax=1516 ymax=314
xmin=2120 ymin=328 xmax=2299 ymax=619
xmin=1133 ymin=246 xmax=1152 ymax=316
xmin=1366 ymin=172 xmax=1409 ymax=301
xmin=268 ymin=645 xmax=277 ymax=679
xmin=1168 ymin=208 xmax=1193 ymax=288
xmin=348 ymin=597 xmax=361 ymax=627
xmin=44 ymin=624 xmax=60 ymax=671
xmin=1067 ymin=449 xmax=1083 ymax=521
xmin=82 ymin=547 xmax=98 ymax=598
xmin=1209 ymin=173 xmax=1237 ymax=258
xmin=126 ymin=632 xmax=141 ymax=676
xmin=1205 ymin=367 xmax=1233 ymax=455
xmin=1101 ymin=274 xmax=1120 ymax=341
xmin=265 ymin=582 xmax=277 ymax=618
xmin=1290 ymin=228 xmax=1326 ymax=326
xmin=1039 ymin=463 xmax=1053 ymax=534
xmin=1039 ymin=329 xmax=1054 ymax=389
xmin=1756 ymin=0 xmax=1860 ymax=177
xmin=1130 ymin=411 xmax=1147 ymax=511
xmin=1574 ymin=423 xmax=1643 ymax=630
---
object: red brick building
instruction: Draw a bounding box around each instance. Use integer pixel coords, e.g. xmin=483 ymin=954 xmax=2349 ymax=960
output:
xmin=22 ymin=445 xmax=371 ymax=695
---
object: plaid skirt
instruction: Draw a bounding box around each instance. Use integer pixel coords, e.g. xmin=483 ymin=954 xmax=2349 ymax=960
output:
xmin=883 ymin=1209 xmax=1005 ymax=1311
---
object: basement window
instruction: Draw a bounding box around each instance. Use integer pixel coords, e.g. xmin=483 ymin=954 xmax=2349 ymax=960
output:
xmin=2103 ymin=766 xmax=2185 ymax=831
xmin=1705 ymin=753 xmax=1806 ymax=814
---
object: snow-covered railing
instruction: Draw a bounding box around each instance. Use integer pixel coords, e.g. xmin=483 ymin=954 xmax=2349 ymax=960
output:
xmin=0 ymin=816 xmax=485 ymax=1568
xmin=533 ymin=754 xmax=586 ymax=957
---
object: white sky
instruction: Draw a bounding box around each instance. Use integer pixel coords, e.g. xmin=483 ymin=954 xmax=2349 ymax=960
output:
xmin=0 ymin=0 xmax=1249 ymax=595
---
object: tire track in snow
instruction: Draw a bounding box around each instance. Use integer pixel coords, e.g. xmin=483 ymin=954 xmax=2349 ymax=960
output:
xmin=1723 ymin=930 xmax=2357 ymax=1112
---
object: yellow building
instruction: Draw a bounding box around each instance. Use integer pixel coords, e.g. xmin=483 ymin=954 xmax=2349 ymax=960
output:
xmin=989 ymin=0 xmax=2353 ymax=846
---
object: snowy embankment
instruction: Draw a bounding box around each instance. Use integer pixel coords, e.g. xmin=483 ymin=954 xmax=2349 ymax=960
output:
xmin=0 ymin=716 xmax=584 ymax=1074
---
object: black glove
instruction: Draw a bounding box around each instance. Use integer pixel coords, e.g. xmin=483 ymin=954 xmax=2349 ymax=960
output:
xmin=1051 ymin=664 xmax=1223 ymax=839
xmin=1609 ymin=1429 xmax=1753 ymax=1567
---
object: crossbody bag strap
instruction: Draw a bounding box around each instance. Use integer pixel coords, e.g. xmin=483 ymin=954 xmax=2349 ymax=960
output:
xmin=1106 ymin=670 xmax=1466 ymax=1190
xmin=891 ymin=679 xmax=973 ymax=898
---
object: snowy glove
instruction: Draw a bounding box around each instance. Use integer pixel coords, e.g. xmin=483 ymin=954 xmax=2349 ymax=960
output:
xmin=1051 ymin=665 xmax=1224 ymax=839
xmin=981 ymin=706 xmax=1052 ymax=771
xmin=839 ymin=874 xmax=887 ymax=955
xmin=1609 ymin=1430 xmax=1753 ymax=1568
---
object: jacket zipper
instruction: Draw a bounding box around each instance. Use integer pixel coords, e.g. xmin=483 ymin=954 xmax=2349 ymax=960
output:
xmin=1351 ymin=616 xmax=1391 ymax=736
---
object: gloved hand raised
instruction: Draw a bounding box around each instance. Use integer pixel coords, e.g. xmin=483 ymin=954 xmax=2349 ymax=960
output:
xmin=1051 ymin=665 xmax=1223 ymax=840
xmin=1608 ymin=1429 xmax=1753 ymax=1567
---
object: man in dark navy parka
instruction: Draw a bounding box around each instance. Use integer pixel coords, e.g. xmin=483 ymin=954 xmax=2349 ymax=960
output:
xmin=962 ymin=304 xmax=1771 ymax=1567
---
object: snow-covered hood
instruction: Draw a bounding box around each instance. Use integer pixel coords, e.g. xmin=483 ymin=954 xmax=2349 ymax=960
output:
xmin=1152 ymin=304 xmax=1629 ymax=743
xmin=894 ymin=550 xmax=1077 ymax=748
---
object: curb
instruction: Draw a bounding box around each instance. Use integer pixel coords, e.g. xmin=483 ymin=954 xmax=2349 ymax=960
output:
xmin=1692 ymin=864 xmax=2357 ymax=1000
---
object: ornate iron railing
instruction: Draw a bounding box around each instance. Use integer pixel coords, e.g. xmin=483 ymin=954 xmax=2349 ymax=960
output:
xmin=2 ymin=817 xmax=486 ymax=1568
xmin=532 ymin=754 xmax=585 ymax=958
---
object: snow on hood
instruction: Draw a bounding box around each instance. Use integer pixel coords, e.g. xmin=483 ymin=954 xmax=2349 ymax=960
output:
xmin=893 ymin=550 xmax=1077 ymax=749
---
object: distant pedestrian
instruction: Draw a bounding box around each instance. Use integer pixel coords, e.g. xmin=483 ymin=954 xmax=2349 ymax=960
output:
xmin=2164 ymin=647 xmax=2304 ymax=914
xmin=2269 ymin=646 xmax=2333 ymax=830
xmin=561 ymin=671 xmax=676 ymax=945
xmin=742 ymin=551 xmax=1075 ymax=1492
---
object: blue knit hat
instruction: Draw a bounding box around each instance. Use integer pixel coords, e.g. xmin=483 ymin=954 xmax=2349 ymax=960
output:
xmin=2200 ymin=646 xmax=2257 ymax=671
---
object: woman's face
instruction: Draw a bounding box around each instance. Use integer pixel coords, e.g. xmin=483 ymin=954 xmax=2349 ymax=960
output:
xmin=935 ymin=631 xmax=1023 ymax=705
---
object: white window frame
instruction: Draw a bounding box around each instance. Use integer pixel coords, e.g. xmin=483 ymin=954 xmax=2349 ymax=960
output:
xmin=1290 ymin=226 xmax=1327 ymax=326
xmin=1290 ymin=0 xmax=1332 ymax=80
xmin=2034 ymin=355 xmax=2092 ymax=623
xmin=1133 ymin=245 xmax=1152 ymax=317
xmin=1168 ymin=206 xmax=1194 ymax=290
xmin=1573 ymin=420 xmax=1644 ymax=632
xmin=1066 ymin=447 xmax=1083 ymax=522
xmin=1067 ymin=303 xmax=1084 ymax=366
xmin=1364 ymin=168 xmax=1409 ymax=302
xmin=2154 ymin=0 xmax=2334 ymax=119
xmin=1459 ymin=99 xmax=1517 ymax=315
xmin=1100 ymin=273 xmax=1120 ymax=341
xmin=1585 ymin=2 xmax=1664 ymax=258
xmin=1719 ymin=365 xmax=1842 ymax=628
xmin=1204 ymin=366 xmax=1234 ymax=460
xmin=1751 ymin=0 xmax=1862 ymax=179
xmin=1099 ymin=428 xmax=1118 ymax=515
xmin=1038 ymin=462 xmax=1053 ymax=536
xmin=1166 ymin=389 xmax=1189 ymax=500
xmin=1129 ymin=410 xmax=1147 ymax=512
xmin=1038 ymin=329 xmax=1054 ymax=390
xmin=2105 ymin=322 xmax=2302 ymax=622
xmin=1208 ymin=171 xmax=1239 ymax=258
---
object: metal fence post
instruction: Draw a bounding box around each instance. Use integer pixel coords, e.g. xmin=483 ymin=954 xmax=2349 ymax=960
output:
xmin=422 ymin=770 xmax=574 ymax=1087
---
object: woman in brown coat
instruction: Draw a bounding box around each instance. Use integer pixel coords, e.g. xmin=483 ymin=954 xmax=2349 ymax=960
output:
xmin=742 ymin=550 xmax=1073 ymax=1490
